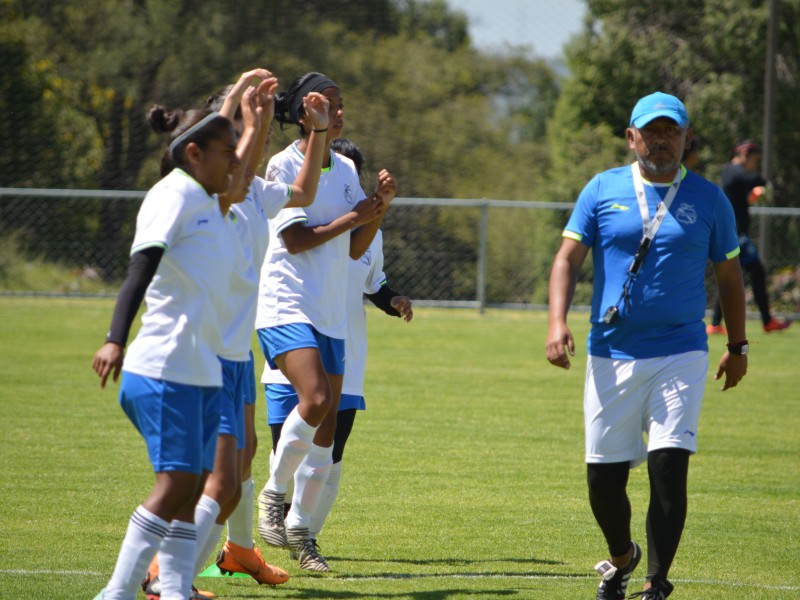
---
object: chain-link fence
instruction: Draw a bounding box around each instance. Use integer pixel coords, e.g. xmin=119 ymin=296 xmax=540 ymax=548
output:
xmin=1 ymin=188 xmax=798 ymax=317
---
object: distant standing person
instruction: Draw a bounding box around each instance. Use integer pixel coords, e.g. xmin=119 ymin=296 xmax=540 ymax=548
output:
xmin=546 ymin=92 xmax=748 ymax=599
xmin=91 ymin=107 xmax=240 ymax=600
xmin=707 ymin=140 xmax=791 ymax=334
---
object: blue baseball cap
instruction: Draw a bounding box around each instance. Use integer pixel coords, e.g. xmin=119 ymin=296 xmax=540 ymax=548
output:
xmin=630 ymin=92 xmax=689 ymax=128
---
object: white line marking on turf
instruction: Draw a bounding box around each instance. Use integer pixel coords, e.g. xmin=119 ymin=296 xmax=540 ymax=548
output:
xmin=333 ymin=572 xmax=800 ymax=591
xmin=0 ymin=569 xmax=102 ymax=576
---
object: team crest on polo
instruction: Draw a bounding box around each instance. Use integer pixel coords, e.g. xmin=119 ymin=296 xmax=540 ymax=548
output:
xmin=675 ymin=203 xmax=697 ymax=225
xmin=344 ymin=184 xmax=355 ymax=205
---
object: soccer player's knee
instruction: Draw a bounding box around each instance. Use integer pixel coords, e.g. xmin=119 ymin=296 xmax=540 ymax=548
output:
xmin=303 ymin=388 xmax=332 ymax=419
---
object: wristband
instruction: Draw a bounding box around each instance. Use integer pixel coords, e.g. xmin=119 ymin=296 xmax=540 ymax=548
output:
xmin=726 ymin=340 xmax=749 ymax=356
xmin=312 ymin=127 xmax=328 ymax=133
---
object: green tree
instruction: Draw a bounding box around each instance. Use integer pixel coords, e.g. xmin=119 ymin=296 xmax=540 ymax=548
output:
xmin=1 ymin=0 xmax=563 ymax=298
xmin=549 ymin=0 xmax=800 ymax=209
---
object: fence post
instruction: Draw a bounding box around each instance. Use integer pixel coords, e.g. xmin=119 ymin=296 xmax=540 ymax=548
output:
xmin=477 ymin=202 xmax=488 ymax=314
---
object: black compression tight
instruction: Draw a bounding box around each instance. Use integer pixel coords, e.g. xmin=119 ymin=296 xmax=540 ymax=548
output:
xmin=587 ymin=461 xmax=632 ymax=558
xmin=587 ymin=448 xmax=690 ymax=573
xmin=645 ymin=448 xmax=690 ymax=582
xmin=270 ymin=408 xmax=358 ymax=464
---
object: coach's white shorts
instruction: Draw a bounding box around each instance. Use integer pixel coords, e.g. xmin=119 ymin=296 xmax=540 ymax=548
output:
xmin=584 ymin=350 xmax=708 ymax=467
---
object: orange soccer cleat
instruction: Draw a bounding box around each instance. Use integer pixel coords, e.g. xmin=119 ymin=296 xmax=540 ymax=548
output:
xmin=706 ymin=323 xmax=727 ymax=335
xmin=764 ymin=317 xmax=792 ymax=332
xmin=216 ymin=540 xmax=290 ymax=585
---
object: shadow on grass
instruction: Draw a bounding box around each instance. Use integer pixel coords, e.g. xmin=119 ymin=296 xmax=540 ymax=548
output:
xmin=323 ymin=556 xmax=565 ymax=567
xmin=231 ymin=589 xmax=521 ymax=599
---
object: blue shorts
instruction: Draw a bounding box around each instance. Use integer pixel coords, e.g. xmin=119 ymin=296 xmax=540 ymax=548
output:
xmin=244 ymin=351 xmax=257 ymax=407
xmin=119 ymin=371 xmax=221 ymax=474
xmin=738 ymin=233 xmax=760 ymax=266
xmin=219 ymin=358 xmax=247 ymax=450
xmin=265 ymin=383 xmax=365 ymax=425
xmin=257 ymin=323 xmax=345 ymax=376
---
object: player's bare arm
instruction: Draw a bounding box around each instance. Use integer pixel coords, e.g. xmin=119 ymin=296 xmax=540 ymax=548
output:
xmin=546 ymin=238 xmax=589 ymax=369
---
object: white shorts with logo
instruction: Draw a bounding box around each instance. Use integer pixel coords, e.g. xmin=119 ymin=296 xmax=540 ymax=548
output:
xmin=584 ymin=350 xmax=708 ymax=466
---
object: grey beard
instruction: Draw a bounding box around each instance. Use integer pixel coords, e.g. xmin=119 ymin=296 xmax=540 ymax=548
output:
xmin=636 ymin=152 xmax=680 ymax=176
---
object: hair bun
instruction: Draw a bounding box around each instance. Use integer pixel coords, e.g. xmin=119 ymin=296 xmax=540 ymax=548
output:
xmin=147 ymin=104 xmax=183 ymax=133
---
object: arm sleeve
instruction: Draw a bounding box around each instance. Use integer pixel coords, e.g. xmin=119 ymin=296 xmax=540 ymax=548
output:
xmin=365 ymin=283 xmax=402 ymax=318
xmin=105 ymin=246 xmax=164 ymax=346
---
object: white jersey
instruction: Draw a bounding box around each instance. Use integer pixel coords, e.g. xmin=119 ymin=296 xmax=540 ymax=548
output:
xmin=219 ymin=178 xmax=291 ymax=361
xmin=255 ymin=142 xmax=365 ymax=340
xmin=123 ymin=168 xmax=235 ymax=387
xmin=256 ymin=142 xmax=365 ymax=339
xmin=262 ymin=230 xmax=388 ymax=398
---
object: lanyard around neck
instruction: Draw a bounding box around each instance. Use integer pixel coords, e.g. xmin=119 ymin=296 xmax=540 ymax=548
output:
xmin=604 ymin=164 xmax=684 ymax=323
xmin=631 ymin=162 xmax=682 ymax=240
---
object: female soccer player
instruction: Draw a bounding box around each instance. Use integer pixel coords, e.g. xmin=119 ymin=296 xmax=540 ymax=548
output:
xmin=91 ymin=106 xmax=240 ymax=600
xmin=254 ymin=72 xmax=397 ymax=571
xmin=263 ymin=139 xmax=413 ymax=570
xmin=142 ymin=68 xmax=333 ymax=595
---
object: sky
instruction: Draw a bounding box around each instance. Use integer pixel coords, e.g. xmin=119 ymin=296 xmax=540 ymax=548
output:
xmin=446 ymin=0 xmax=586 ymax=59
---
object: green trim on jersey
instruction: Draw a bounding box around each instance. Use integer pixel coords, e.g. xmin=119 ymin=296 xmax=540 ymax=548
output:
xmin=131 ymin=241 xmax=168 ymax=255
xmin=322 ymin=152 xmax=335 ymax=173
xmin=726 ymin=246 xmax=742 ymax=260
xmin=290 ymin=142 xmax=335 ymax=173
xmin=563 ymin=230 xmax=583 ymax=242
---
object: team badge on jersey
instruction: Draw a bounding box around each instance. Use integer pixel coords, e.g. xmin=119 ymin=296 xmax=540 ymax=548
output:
xmin=675 ymin=203 xmax=697 ymax=225
xmin=361 ymin=249 xmax=372 ymax=265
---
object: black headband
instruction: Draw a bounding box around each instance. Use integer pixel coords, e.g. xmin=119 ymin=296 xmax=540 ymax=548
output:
xmin=289 ymin=74 xmax=338 ymax=124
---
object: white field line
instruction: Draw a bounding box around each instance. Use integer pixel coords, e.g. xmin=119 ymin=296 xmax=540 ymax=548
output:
xmin=0 ymin=569 xmax=102 ymax=575
xmin=1 ymin=569 xmax=798 ymax=592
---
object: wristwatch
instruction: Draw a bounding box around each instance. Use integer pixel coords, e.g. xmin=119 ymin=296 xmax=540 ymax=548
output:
xmin=726 ymin=340 xmax=749 ymax=356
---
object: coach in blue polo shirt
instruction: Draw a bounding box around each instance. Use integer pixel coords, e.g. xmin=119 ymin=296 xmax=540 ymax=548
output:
xmin=546 ymin=92 xmax=748 ymax=600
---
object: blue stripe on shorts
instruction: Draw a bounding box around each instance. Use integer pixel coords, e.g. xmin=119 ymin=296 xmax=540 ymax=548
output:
xmin=119 ymin=371 xmax=221 ymax=474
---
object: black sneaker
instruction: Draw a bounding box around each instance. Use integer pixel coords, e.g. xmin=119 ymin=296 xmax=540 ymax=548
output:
xmin=594 ymin=541 xmax=642 ymax=599
xmin=628 ymin=578 xmax=674 ymax=599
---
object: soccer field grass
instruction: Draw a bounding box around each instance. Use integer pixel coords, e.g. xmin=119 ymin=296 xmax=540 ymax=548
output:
xmin=0 ymin=298 xmax=797 ymax=599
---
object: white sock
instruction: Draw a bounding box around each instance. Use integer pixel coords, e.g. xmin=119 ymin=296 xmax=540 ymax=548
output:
xmin=192 ymin=495 xmax=221 ymax=576
xmin=265 ymin=407 xmax=316 ymax=494
xmin=104 ymin=506 xmax=169 ymax=599
xmin=195 ymin=523 xmax=223 ymax=576
xmin=285 ymin=443 xmax=333 ymax=530
xmin=227 ymin=477 xmax=254 ymax=549
xmin=310 ymin=460 xmax=342 ymax=539
xmin=158 ymin=520 xmax=196 ymax=600
xmin=268 ymin=449 xmax=295 ymax=504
